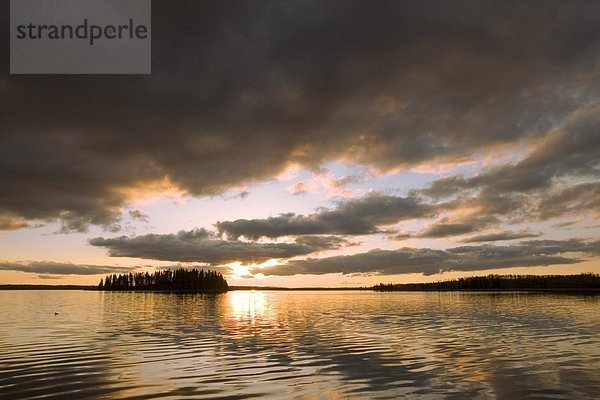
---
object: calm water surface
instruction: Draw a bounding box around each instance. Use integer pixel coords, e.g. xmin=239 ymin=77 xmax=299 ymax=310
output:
xmin=0 ymin=290 xmax=598 ymax=399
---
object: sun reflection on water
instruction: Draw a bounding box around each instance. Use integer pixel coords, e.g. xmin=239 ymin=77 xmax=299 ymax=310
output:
xmin=229 ymin=290 xmax=269 ymax=324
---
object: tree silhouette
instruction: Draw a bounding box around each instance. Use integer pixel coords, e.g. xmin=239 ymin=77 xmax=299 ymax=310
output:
xmin=98 ymin=268 xmax=229 ymax=292
xmin=373 ymin=273 xmax=600 ymax=291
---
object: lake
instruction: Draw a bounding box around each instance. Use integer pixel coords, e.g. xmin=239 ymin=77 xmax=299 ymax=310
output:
xmin=0 ymin=290 xmax=598 ymax=399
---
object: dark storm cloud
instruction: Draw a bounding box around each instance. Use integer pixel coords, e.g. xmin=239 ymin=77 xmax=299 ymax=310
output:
xmin=416 ymin=215 xmax=499 ymax=238
xmin=537 ymin=182 xmax=600 ymax=221
xmin=0 ymin=261 xmax=134 ymax=275
xmin=294 ymin=235 xmax=355 ymax=249
xmin=421 ymin=106 xmax=600 ymax=226
xmin=418 ymin=223 xmax=481 ymax=238
xmin=216 ymin=194 xmax=437 ymax=239
xmin=460 ymin=230 xmax=542 ymax=243
xmin=256 ymin=239 xmax=600 ymax=276
xmin=89 ymin=228 xmax=346 ymax=264
xmin=423 ymin=106 xmax=600 ymax=199
xmin=1 ymin=1 xmax=598 ymax=230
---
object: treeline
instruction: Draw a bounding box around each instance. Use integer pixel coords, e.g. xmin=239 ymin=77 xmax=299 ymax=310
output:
xmin=99 ymin=268 xmax=228 ymax=292
xmin=373 ymin=273 xmax=600 ymax=291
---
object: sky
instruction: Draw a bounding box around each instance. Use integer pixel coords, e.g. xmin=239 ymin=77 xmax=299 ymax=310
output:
xmin=0 ymin=1 xmax=599 ymax=287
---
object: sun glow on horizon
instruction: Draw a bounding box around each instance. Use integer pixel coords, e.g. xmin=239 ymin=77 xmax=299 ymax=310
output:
xmin=227 ymin=258 xmax=282 ymax=280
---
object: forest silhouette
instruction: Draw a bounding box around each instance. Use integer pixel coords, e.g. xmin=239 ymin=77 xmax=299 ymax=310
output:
xmin=97 ymin=271 xmax=600 ymax=292
xmin=99 ymin=268 xmax=228 ymax=292
xmin=374 ymin=273 xmax=600 ymax=291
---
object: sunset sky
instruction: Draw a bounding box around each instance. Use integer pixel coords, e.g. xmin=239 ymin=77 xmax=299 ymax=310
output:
xmin=1 ymin=1 xmax=599 ymax=287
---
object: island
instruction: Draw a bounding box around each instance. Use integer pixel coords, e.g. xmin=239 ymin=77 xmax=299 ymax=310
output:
xmin=99 ymin=268 xmax=229 ymax=292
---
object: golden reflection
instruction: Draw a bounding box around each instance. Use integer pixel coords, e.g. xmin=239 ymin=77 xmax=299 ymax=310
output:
xmin=229 ymin=290 xmax=269 ymax=323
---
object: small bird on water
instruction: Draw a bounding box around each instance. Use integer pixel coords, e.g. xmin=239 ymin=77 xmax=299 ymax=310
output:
xmin=54 ymin=312 xmax=59 ymax=315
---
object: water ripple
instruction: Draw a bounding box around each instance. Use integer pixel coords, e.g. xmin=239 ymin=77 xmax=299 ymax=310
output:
xmin=0 ymin=291 xmax=598 ymax=399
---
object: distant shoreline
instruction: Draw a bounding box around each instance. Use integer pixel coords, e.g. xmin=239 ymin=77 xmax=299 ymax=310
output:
xmin=2 ymin=273 xmax=599 ymax=292
xmin=0 ymin=285 xmax=368 ymax=291
xmin=0 ymin=285 xmax=96 ymax=290
xmin=374 ymin=274 xmax=600 ymax=292
xmin=1 ymin=285 xmax=599 ymax=294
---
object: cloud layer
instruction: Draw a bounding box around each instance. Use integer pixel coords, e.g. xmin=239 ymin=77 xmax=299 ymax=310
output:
xmin=255 ymin=239 xmax=600 ymax=276
xmin=89 ymin=229 xmax=346 ymax=264
xmin=0 ymin=1 xmax=598 ymax=230
xmin=216 ymin=194 xmax=436 ymax=239
xmin=0 ymin=261 xmax=135 ymax=276
xmin=422 ymin=106 xmax=600 ymax=223
xmin=460 ymin=230 xmax=542 ymax=243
